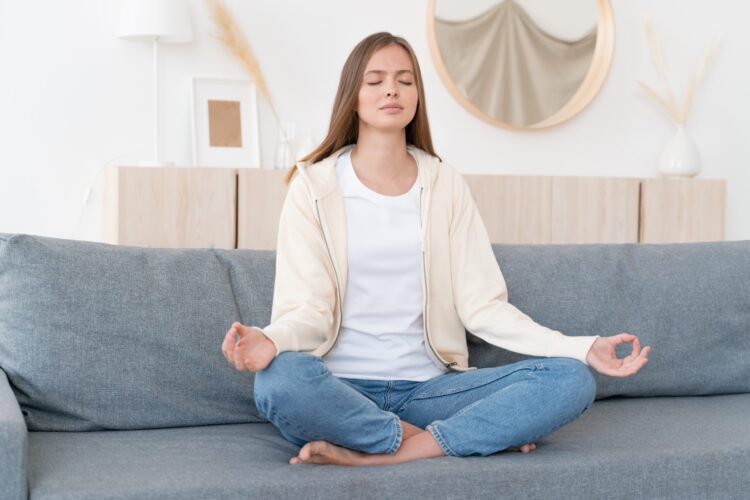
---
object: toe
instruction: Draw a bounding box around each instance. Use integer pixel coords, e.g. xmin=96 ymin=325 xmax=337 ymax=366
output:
xmin=298 ymin=443 xmax=312 ymax=461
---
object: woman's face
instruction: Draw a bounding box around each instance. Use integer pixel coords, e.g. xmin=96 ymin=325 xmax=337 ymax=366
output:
xmin=356 ymin=44 xmax=419 ymax=133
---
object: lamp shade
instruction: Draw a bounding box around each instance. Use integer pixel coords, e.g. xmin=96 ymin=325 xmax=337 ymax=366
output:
xmin=117 ymin=0 xmax=193 ymax=43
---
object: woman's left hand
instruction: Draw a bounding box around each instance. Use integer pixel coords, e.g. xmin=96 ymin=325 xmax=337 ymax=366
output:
xmin=585 ymin=333 xmax=651 ymax=377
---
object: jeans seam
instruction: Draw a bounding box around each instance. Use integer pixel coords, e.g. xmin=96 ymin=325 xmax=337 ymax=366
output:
xmin=426 ymin=423 xmax=457 ymax=457
xmin=414 ymin=366 xmax=534 ymax=399
xmin=385 ymin=381 xmax=393 ymax=411
xmin=453 ymin=398 xmax=484 ymax=418
xmin=386 ymin=414 xmax=403 ymax=455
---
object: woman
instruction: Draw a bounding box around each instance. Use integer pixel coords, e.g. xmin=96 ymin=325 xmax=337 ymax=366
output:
xmin=221 ymin=32 xmax=650 ymax=467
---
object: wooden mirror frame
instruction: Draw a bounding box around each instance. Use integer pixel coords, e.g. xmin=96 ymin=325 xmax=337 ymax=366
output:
xmin=426 ymin=0 xmax=615 ymax=130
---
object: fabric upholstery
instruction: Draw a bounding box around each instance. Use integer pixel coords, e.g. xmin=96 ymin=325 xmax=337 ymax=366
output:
xmin=0 ymin=233 xmax=271 ymax=431
xmin=469 ymin=241 xmax=750 ymax=399
xmin=0 ymin=368 xmax=28 ymax=500
xmin=2 ymin=233 xmax=749 ymax=434
xmin=26 ymin=394 xmax=750 ymax=500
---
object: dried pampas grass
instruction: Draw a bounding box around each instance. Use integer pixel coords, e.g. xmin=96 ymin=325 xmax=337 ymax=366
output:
xmin=638 ymin=20 xmax=721 ymax=126
xmin=206 ymin=0 xmax=279 ymax=122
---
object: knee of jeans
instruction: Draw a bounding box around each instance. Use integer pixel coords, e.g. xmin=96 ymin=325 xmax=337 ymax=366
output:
xmin=570 ymin=360 xmax=597 ymax=409
xmin=254 ymin=351 xmax=323 ymax=402
xmin=547 ymin=358 xmax=597 ymax=409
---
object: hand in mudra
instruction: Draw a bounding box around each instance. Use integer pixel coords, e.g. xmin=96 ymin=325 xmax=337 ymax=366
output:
xmin=585 ymin=333 xmax=651 ymax=377
xmin=221 ymin=322 xmax=277 ymax=372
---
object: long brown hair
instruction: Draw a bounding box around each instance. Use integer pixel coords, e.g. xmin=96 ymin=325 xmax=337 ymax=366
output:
xmin=283 ymin=32 xmax=441 ymax=185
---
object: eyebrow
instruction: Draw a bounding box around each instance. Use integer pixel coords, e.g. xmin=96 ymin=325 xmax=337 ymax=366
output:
xmin=364 ymin=69 xmax=414 ymax=76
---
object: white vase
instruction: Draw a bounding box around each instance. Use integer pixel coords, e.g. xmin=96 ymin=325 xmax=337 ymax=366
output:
xmin=657 ymin=125 xmax=701 ymax=177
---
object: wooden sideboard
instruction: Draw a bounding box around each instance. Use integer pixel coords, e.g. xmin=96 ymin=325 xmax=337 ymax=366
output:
xmin=101 ymin=166 xmax=725 ymax=249
xmin=639 ymin=178 xmax=725 ymax=243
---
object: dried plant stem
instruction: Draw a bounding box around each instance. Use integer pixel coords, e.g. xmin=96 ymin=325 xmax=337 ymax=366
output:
xmin=644 ymin=20 xmax=678 ymax=112
xmin=206 ymin=0 xmax=279 ymax=123
xmin=640 ymin=21 xmax=721 ymax=127
xmin=638 ymin=81 xmax=680 ymax=124
xmin=679 ymin=35 xmax=722 ymax=124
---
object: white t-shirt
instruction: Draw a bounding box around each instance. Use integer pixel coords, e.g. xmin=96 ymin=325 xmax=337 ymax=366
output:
xmin=321 ymin=148 xmax=449 ymax=381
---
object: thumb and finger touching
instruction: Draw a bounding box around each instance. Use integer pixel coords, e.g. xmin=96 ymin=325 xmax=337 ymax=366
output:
xmin=596 ymin=333 xmax=651 ymax=377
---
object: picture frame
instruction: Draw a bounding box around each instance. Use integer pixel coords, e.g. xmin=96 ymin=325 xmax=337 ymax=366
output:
xmin=190 ymin=77 xmax=261 ymax=168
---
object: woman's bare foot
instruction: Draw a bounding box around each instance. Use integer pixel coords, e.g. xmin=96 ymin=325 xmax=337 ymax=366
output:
xmin=289 ymin=440 xmax=369 ymax=466
xmin=506 ymin=442 xmax=537 ymax=453
xmin=287 ymin=432 xmax=536 ymax=466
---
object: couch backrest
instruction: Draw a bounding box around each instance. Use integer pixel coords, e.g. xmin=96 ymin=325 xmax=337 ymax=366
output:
xmin=473 ymin=241 xmax=750 ymax=399
xmin=0 ymin=233 xmax=274 ymax=431
xmin=1 ymin=233 xmax=748 ymax=432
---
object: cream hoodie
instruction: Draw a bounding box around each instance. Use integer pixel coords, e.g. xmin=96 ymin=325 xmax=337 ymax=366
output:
xmin=257 ymin=144 xmax=599 ymax=370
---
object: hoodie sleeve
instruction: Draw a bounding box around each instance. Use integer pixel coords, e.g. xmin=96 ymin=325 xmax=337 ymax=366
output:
xmin=254 ymin=174 xmax=335 ymax=357
xmin=447 ymin=168 xmax=599 ymax=366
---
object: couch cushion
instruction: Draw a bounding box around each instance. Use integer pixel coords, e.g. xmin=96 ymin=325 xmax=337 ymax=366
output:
xmin=469 ymin=241 xmax=750 ymax=398
xmin=26 ymin=394 xmax=750 ymax=499
xmin=3 ymin=232 xmax=749 ymax=433
xmin=0 ymin=233 xmax=273 ymax=431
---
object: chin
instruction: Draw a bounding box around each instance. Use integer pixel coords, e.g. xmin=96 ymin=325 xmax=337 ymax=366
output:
xmin=381 ymin=121 xmax=411 ymax=131
xmin=363 ymin=117 xmax=413 ymax=132
xmin=360 ymin=110 xmax=416 ymax=131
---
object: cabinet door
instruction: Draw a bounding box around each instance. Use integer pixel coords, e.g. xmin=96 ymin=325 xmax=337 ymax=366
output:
xmin=102 ymin=166 xmax=237 ymax=249
xmin=236 ymin=169 xmax=289 ymax=250
xmin=639 ymin=178 xmax=726 ymax=243
xmin=462 ymin=175 xmax=640 ymax=244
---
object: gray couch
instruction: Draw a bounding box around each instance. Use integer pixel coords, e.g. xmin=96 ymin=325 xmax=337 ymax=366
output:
xmin=1 ymin=232 xmax=749 ymax=500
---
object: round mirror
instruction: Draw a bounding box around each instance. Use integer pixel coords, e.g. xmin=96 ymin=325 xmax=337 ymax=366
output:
xmin=427 ymin=0 xmax=614 ymax=130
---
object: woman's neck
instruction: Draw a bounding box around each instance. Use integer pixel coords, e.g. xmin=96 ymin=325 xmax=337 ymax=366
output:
xmin=351 ymin=127 xmax=413 ymax=184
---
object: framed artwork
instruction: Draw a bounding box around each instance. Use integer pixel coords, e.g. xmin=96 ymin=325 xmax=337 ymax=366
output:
xmin=191 ymin=77 xmax=261 ymax=167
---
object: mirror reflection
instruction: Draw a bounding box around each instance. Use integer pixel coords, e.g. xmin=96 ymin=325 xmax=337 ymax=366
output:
xmin=433 ymin=0 xmax=599 ymax=127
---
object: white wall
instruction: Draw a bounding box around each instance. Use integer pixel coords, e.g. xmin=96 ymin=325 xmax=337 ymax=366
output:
xmin=0 ymin=0 xmax=747 ymax=242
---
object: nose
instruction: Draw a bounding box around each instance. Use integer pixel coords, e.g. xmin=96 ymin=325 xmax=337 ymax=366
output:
xmin=387 ymin=88 xmax=398 ymax=97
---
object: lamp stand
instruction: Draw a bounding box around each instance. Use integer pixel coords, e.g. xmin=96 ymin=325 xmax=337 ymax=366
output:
xmin=138 ymin=38 xmax=175 ymax=167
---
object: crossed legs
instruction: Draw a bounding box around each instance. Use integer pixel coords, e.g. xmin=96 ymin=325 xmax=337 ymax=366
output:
xmin=254 ymin=352 xmax=590 ymax=466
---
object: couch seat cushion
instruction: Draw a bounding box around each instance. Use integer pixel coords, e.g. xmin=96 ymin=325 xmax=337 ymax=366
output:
xmin=27 ymin=394 xmax=750 ymax=500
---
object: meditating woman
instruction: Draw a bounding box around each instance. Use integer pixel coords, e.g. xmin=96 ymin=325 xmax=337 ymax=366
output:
xmin=221 ymin=32 xmax=650 ymax=467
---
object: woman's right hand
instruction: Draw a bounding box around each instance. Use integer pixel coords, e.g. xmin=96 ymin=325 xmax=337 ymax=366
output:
xmin=221 ymin=322 xmax=277 ymax=372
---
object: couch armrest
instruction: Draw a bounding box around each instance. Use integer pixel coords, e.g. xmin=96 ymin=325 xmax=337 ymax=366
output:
xmin=0 ymin=368 xmax=28 ymax=500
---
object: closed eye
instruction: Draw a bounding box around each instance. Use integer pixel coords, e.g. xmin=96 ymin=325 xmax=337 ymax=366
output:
xmin=367 ymin=81 xmax=413 ymax=86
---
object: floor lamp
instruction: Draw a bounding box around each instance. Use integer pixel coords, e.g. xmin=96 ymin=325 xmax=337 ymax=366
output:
xmin=117 ymin=0 xmax=193 ymax=167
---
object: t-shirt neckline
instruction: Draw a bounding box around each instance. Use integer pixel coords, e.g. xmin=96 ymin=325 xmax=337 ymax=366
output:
xmin=343 ymin=149 xmax=420 ymax=201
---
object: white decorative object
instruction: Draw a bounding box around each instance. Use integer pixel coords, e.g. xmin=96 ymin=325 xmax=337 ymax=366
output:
xmin=273 ymin=122 xmax=296 ymax=170
xmin=657 ymin=126 xmax=701 ymax=177
xmin=191 ymin=77 xmax=261 ymax=168
xmin=117 ymin=0 xmax=193 ymax=167
xmin=638 ymin=20 xmax=721 ymax=178
xmin=297 ymin=129 xmax=318 ymax=159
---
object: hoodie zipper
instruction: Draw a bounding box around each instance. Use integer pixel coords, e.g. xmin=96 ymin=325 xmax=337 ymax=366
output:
xmin=315 ymin=198 xmax=343 ymax=357
xmin=419 ymin=185 xmax=458 ymax=371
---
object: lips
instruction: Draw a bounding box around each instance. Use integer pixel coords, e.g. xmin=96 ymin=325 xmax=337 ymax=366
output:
xmin=380 ymin=104 xmax=403 ymax=110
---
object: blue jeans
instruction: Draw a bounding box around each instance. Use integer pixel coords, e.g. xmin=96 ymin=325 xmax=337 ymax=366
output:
xmin=253 ymin=352 xmax=597 ymax=457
